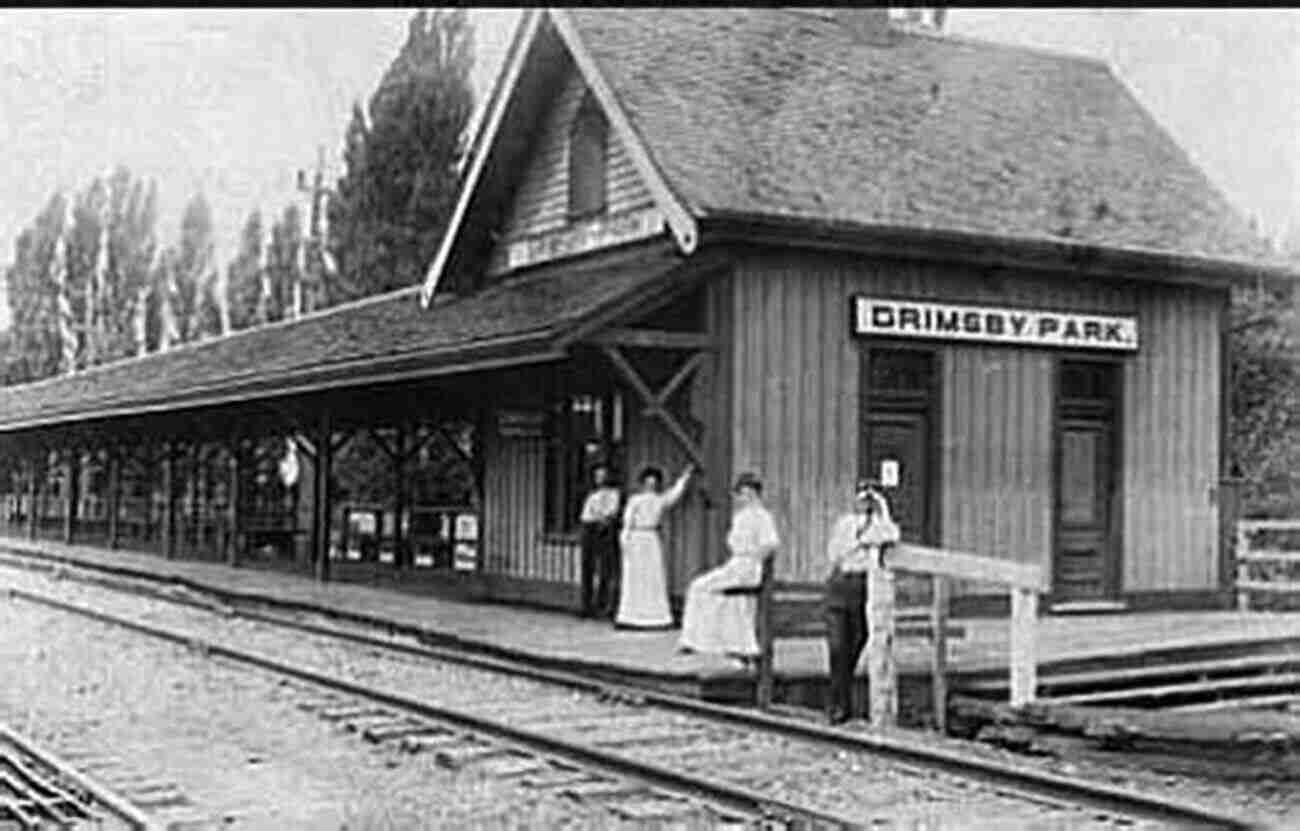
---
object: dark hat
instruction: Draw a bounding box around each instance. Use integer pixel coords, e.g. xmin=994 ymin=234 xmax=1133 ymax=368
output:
xmin=638 ymin=466 xmax=665 ymax=485
xmin=732 ymin=472 xmax=763 ymax=493
xmin=856 ymin=477 xmax=883 ymax=497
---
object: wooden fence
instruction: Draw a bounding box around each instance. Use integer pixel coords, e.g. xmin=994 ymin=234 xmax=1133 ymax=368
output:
xmin=1235 ymin=519 xmax=1300 ymax=611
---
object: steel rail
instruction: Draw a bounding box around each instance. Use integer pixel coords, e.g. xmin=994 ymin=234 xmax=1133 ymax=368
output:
xmin=5 ymin=586 xmax=861 ymax=831
xmin=0 ymin=551 xmax=1269 ymax=831
xmin=0 ymin=722 xmax=159 ymax=831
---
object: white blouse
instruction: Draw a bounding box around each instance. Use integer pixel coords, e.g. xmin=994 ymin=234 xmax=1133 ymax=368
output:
xmin=621 ymin=472 xmax=690 ymax=532
xmin=726 ymin=504 xmax=780 ymax=560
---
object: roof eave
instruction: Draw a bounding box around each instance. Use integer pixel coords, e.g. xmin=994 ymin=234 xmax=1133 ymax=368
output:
xmin=698 ymin=211 xmax=1297 ymax=290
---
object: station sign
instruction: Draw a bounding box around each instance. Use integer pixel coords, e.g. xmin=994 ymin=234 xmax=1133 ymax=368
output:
xmin=852 ymin=297 xmax=1139 ymax=352
xmin=504 ymin=207 xmax=666 ymax=272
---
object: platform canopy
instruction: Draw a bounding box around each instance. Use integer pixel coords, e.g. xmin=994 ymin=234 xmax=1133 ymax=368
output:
xmin=0 ymin=247 xmax=687 ymax=434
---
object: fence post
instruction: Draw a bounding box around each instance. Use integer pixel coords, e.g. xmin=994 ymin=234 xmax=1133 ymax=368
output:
xmin=1009 ymin=587 xmax=1038 ymax=708
xmin=866 ymin=561 xmax=897 ymax=728
xmin=930 ymin=574 xmax=949 ymax=732
xmin=1236 ymin=522 xmax=1251 ymax=612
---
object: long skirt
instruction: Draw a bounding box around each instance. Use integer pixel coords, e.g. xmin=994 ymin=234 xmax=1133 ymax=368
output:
xmin=615 ymin=529 xmax=674 ymax=629
xmin=677 ymin=555 xmax=761 ymax=656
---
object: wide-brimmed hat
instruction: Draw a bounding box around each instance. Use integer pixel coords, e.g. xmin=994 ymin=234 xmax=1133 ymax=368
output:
xmin=732 ymin=472 xmax=763 ymax=493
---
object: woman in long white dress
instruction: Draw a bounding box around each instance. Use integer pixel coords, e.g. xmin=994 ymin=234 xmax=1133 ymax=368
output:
xmin=677 ymin=472 xmax=779 ymax=666
xmin=615 ymin=464 xmax=693 ymax=629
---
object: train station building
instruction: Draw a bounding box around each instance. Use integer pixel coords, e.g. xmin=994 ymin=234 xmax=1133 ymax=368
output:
xmin=0 ymin=8 xmax=1289 ymax=617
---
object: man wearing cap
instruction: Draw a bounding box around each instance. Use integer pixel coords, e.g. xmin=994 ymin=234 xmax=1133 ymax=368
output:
xmin=676 ymin=472 xmax=779 ymax=667
xmin=823 ymin=478 xmax=900 ymax=724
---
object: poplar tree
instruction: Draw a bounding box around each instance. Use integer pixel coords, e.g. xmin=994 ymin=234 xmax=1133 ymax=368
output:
xmin=325 ymin=8 xmax=475 ymax=305
xmin=227 ymin=210 xmax=268 ymax=331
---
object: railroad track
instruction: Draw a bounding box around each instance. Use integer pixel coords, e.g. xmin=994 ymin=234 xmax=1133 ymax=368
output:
xmin=0 ymin=557 xmax=1272 ymax=830
xmin=0 ymin=722 xmax=155 ymax=831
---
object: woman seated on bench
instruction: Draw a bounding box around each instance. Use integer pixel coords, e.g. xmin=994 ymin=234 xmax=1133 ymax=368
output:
xmin=676 ymin=472 xmax=779 ymax=668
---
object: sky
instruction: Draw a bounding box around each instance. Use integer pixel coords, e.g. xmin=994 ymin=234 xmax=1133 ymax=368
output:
xmin=1 ymin=8 xmax=1298 ymax=330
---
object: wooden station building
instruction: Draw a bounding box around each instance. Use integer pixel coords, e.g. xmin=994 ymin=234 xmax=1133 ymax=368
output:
xmin=0 ymin=8 xmax=1290 ymax=617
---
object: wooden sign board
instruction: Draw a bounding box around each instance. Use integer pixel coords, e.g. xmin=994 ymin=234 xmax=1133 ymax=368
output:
xmin=853 ymin=296 xmax=1139 ymax=352
xmin=505 ymin=207 xmax=666 ymax=272
xmin=496 ymin=409 xmax=546 ymax=439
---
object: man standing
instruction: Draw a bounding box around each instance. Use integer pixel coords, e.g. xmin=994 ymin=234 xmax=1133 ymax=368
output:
xmin=823 ymin=478 xmax=900 ymax=724
xmin=579 ymin=463 xmax=622 ymax=618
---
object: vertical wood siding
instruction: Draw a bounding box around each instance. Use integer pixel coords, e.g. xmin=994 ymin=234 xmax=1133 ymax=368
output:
xmin=732 ymin=249 xmax=1222 ymax=595
xmin=1122 ymin=285 xmax=1220 ymax=591
xmin=498 ymin=62 xmax=654 ymax=245
xmin=481 ymin=428 xmax=579 ymax=583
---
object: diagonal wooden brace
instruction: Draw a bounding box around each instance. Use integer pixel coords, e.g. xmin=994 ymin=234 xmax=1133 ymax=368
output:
xmin=601 ymin=345 xmax=705 ymax=469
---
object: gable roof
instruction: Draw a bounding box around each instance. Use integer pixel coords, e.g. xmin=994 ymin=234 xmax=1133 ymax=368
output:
xmin=424 ymin=8 xmax=1278 ymax=301
xmin=0 ymin=246 xmax=685 ymax=433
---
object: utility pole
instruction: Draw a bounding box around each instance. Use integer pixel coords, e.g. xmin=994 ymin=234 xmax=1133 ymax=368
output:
xmin=295 ymin=146 xmax=331 ymax=317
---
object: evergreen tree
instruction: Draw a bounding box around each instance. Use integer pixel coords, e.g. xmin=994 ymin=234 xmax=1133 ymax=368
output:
xmin=227 ymin=210 xmax=268 ymax=330
xmin=267 ymin=203 xmax=304 ymax=322
xmin=100 ymin=168 xmax=160 ymax=362
xmin=3 ymin=194 xmax=66 ymax=383
xmin=174 ymin=193 xmax=218 ymax=342
xmin=325 ymin=9 xmax=475 ymax=305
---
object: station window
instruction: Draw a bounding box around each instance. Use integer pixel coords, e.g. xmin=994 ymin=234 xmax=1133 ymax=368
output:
xmin=545 ymin=392 xmax=623 ymax=536
xmin=568 ymin=93 xmax=608 ymax=220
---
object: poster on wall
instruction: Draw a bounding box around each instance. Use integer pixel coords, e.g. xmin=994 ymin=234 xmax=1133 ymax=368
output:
xmin=853 ymin=296 xmax=1139 ymax=352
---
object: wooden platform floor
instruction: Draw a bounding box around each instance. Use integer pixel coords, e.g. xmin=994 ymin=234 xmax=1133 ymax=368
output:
xmin=4 ymin=533 xmax=1300 ymax=687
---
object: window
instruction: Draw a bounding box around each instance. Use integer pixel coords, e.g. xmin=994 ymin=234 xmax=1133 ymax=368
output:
xmin=568 ymin=93 xmax=608 ymax=219
xmin=545 ymin=392 xmax=624 ymax=535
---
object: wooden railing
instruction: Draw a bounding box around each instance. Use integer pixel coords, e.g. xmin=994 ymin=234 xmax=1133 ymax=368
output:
xmin=872 ymin=543 xmax=1048 ymax=725
xmin=1235 ymin=519 xmax=1300 ymax=611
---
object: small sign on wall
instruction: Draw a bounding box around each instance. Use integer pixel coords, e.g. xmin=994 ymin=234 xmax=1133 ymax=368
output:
xmin=505 ymin=207 xmax=666 ymax=272
xmin=496 ymin=410 xmax=546 ymax=438
xmin=880 ymin=459 xmax=900 ymax=488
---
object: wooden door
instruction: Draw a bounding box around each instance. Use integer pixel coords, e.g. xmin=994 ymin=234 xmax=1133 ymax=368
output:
xmin=1054 ymin=361 xmax=1121 ymax=601
xmin=865 ymin=412 xmax=931 ymax=544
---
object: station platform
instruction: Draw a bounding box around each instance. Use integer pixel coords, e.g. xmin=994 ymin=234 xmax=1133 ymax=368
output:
xmin=4 ymin=533 xmax=1300 ymax=721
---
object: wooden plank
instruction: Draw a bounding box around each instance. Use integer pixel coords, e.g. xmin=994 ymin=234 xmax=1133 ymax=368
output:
xmin=888 ymin=542 xmax=1047 ymax=592
xmin=866 ymin=564 xmax=897 ymax=727
xmin=1237 ymin=549 xmax=1300 ymax=564
xmin=1171 ymin=693 xmax=1300 ymax=713
xmin=1239 ymin=519 xmax=1300 ymax=532
xmin=1009 ymin=587 xmax=1038 ymax=707
xmin=1050 ymin=670 xmax=1300 ymax=706
xmin=1237 ymin=523 xmax=1252 ymax=611
xmin=964 ymin=651 xmax=1300 ymax=694
xmin=591 ymin=328 xmax=717 ymax=351
xmin=931 ymin=574 xmax=950 ymax=732
xmin=1237 ymin=578 xmax=1300 ymax=594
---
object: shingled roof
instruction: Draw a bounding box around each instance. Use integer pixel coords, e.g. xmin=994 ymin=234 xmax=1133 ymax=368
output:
xmin=563 ymin=8 xmax=1265 ymax=261
xmin=0 ymin=247 xmax=684 ymax=432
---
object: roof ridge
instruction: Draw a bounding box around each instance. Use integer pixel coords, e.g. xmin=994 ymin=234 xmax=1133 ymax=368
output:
xmin=3 ymin=284 xmax=422 ymax=394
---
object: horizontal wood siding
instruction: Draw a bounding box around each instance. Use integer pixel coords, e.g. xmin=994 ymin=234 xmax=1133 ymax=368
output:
xmin=1123 ymin=284 xmax=1221 ymax=591
xmin=498 ymin=63 xmax=654 ymax=246
xmin=733 ymin=249 xmax=1221 ymax=596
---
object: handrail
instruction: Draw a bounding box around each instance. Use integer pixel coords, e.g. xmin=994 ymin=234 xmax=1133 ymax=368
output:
xmin=868 ymin=542 xmax=1045 ymax=725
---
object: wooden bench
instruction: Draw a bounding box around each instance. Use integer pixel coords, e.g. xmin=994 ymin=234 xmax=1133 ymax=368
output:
xmin=725 ymin=550 xmax=966 ymax=727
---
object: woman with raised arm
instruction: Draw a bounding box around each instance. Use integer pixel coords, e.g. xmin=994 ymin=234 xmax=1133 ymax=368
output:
xmin=614 ymin=464 xmax=693 ymax=629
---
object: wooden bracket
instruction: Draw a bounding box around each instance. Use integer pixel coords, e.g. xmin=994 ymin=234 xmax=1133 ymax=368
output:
xmin=600 ymin=344 xmax=705 ymax=469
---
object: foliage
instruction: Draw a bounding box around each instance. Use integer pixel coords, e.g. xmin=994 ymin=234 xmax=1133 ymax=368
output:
xmin=266 ymin=203 xmax=305 ymax=323
xmin=227 ymin=210 xmax=268 ymax=331
xmin=325 ymin=9 xmax=475 ymax=305
xmin=1230 ymin=279 xmax=1300 ymax=517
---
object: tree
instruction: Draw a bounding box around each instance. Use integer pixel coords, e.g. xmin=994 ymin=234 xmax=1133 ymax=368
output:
xmin=3 ymin=194 xmax=66 ymax=384
xmin=99 ymin=168 xmax=160 ymax=362
xmin=1230 ymin=279 xmax=1300 ymax=516
xmin=266 ymin=203 xmax=305 ymax=322
xmin=325 ymin=8 xmax=475 ymax=305
xmin=173 ymin=193 xmax=219 ymax=342
xmin=227 ymin=210 xmax=268 ymax=330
